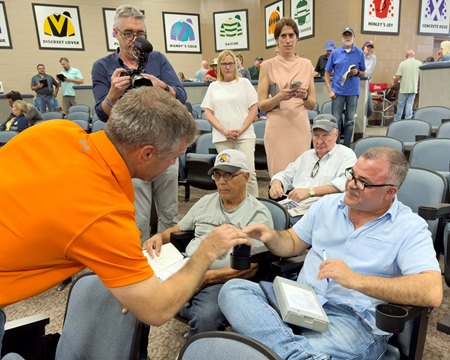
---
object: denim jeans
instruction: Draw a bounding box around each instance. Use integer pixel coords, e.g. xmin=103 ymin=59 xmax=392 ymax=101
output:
xmin=394 ymin=93 xmax=416 ymax=121
xmin=179 ymin=283 xmax=228 ymax=339
xmin=36 ymin=95 xmax=56 ymax=113
xmin=332 ymin=95 xmax=358 ymax=147
xmin=219 ymin=279 xmax=389 ymax=360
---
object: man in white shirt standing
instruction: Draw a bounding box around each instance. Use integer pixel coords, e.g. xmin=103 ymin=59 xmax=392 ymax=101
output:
xmin=269 ymin=114 xmax=356 ymax=224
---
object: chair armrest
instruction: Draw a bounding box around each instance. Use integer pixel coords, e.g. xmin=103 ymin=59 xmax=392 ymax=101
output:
xmin=4 ymin=314 xmax=49 ymax=334
xmin=376 ymin=303 xmax=429 ymax=333
xmin=170 ymin=230 xmax=195 ymax=253
xmin=270 ymin=255 xmax=306 ymax=280
xmin=418 ymin=203 xmax=450 ymax=220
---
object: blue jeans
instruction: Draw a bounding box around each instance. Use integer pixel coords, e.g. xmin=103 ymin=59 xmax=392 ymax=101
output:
xmin=394 ymin=93 xmax=416 ymax=121
xmin=36 ymin=95 xmax=56 ymax=113
xmin=179 ymin=284 xmax=228 ymax=339
xmin=219 ymin=279 xmax=389 ymax=360
xmin=332 ymin=95 xmax=358 ymax=147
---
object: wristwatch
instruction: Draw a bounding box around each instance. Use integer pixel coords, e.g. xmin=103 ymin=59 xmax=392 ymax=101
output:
xmin=309 ymin=188 xmax=315 ymax=197
xmin=164 ymin=84 xmax=170 ymax=92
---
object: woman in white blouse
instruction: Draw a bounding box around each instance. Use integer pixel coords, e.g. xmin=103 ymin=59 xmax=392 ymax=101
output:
xmin=201 ymin=50 xmax=259 ymax=197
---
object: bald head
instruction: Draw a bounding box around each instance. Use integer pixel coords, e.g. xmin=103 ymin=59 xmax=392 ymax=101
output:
xmin=406 ymin=50 xmax=415 ymax=58
xmin=201 ymin=60 xmax=208 ymax=69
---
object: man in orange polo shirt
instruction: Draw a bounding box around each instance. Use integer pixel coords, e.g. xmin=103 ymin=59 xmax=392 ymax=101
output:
xmin=0 ymin=87 xmax=252 ymax=351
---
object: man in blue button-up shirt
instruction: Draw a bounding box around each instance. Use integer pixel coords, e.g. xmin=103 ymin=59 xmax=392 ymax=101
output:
xmin=92 ymin=5 xmax=187 ymax=242
xmin=219 ymin=147 xmax=442 ymax=360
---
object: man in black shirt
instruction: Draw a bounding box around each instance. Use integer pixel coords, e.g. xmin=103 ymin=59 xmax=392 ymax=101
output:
xmin=313 ymin=40 xmax=335 ymax=78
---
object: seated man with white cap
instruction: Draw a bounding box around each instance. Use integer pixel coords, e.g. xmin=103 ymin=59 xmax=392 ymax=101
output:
xmin=144 ymin=149 xmax=273 ymax=338
xmin=269 ymin=114 xmax=357 ymax=225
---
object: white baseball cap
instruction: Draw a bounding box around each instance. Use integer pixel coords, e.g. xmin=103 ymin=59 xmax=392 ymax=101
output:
xmin=208 ymin=149 xmax=249 ymax=175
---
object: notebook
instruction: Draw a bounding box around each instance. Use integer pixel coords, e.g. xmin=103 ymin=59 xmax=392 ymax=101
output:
xmin=260 ymin=276 xmax=329 ymax=332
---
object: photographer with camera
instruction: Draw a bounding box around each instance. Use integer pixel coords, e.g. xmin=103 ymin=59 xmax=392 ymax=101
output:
xmin=143 ymin=149 xmax=273 ymax=339
xmin=92 ymin=5 xmax=187 ymax=242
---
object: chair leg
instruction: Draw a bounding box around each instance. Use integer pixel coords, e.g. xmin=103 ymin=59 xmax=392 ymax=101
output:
xmin=437 ymin=315 xmax=450 ymax=334
xmin=56 ymin=277 xmax=72 ymax=291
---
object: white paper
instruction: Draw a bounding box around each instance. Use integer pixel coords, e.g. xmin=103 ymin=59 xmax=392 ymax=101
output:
xmin=278 ymin=197 xmax=319 ymax=217
xmin=143 ymin=243 xmax=188 ymax=280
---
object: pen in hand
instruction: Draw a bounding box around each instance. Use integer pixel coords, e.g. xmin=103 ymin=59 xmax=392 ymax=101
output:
xmin=322 ymin=249 xmax=330 ymax=283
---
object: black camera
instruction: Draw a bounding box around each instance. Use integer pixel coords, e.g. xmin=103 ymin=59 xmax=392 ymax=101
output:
xmin=121 ymin=37 xmax=154 ymax=89
xmin=120 ymin=69 xmax=152 ymax=88
xmin=230 ymin=244 xmax=251 ymax=270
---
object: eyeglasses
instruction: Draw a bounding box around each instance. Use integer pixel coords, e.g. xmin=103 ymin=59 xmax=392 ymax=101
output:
xmin=344 ymin=167 xmax=395 ymax=191
xmin=220 ymin=62 xmax=235 ymax=68
xmin=211 ymin=170 xmax=243 ymax=181
xmin=117 ymin=28 xmax=147 ymax=41
xmin=311 ymin=160 xmax=320 ymax=178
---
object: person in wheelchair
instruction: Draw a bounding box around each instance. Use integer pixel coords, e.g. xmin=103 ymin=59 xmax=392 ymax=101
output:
xmin=269 ymin=114 xmax=356 ymax=225
xmin=143 ymin=149 xmax=273 ymax=338
xmin=219 ymin=147 xmax=442 ymax=360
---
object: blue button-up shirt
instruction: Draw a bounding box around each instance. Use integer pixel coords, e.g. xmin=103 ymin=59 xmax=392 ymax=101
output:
xmin=91 ymin=49 xmax=187 ymax=121
xmin=293 ymin=193 xmax=440 ymax=334
xmin=325 ymin=45 xmax=366 ymax=96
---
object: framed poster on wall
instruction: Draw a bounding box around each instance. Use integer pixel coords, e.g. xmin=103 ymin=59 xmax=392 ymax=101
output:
xmin=32 ymin=3 xmax=84 ymax=50
xmin=213 ymin=9 xmax=249 ymax=52
xmin=291 ymin=0 xmax=314 ymax=39
xmin=162 ymin=12 xmax=201 ymax=53
xmin=102 ymin=8 xmax=118 ymax=51
xmin=0 ymin=1 xmax=12 ymax=48
xmin=265 ymin=0 xmax=284 ymax=48
xmin=361 ymin=0 xmax=401 ymax=35
xmin=418 ymin=0 xmax=449 ymax=35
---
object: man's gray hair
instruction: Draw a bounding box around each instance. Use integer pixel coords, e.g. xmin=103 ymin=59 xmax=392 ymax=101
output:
xmin=114 ymin=4 xmax=145 ymax=29
xmin=360 ymin=147 xmax=409 ymax=187
xmin=105 ymin=87 xmax=197 ymax=156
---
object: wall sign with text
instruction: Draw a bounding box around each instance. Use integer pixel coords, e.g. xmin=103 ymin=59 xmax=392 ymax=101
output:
xmin=265 ymin=0 xmax=284 ymax=48
xmin=291 ymin=0 xmax=315 ymax=39
xmin=0 ymin=1 xmax=12 ymax=48
xmin=213 ymin=9 xmax=249 ymax=52
xmin=361 ymin=0 xmax=401 ymax=35
xmin=32 ymin=3 xmax=84 ymax=50
xmin=162 ymin=12 xmax=201 ymax=53
xmin=418 ymin=0 xmax=449 ymax=35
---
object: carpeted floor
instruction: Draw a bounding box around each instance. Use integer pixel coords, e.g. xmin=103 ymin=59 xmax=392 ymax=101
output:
xmin=4 ymin=125 xmax=450 ymax=359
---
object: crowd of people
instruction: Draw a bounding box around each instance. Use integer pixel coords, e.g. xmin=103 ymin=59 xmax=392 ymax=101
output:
xmin=0 ymin=5 xmax=447 ymax=360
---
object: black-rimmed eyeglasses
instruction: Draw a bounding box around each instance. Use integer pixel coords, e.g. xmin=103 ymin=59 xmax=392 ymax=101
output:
xmin=344 ymin=167 xmax=395 ymax=191
xmin=211 ymin=170 xmax=243 ymax=182
xmin=117 ymin=28 xmax=147 ymax=41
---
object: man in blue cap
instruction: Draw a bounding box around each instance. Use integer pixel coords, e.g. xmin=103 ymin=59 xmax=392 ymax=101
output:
xmin=313 ymin=40 xmax=335 ymax=78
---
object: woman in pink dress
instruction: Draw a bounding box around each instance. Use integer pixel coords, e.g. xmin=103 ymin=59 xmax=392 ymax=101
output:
xmin=258 ymin=18 xmax=316 ymax=177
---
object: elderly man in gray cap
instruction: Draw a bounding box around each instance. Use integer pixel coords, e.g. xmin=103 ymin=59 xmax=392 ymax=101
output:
xmin=144 ymin=148 xmax=273 ymax=338
xmin=269 ymin=114 xmax=357 ymax=225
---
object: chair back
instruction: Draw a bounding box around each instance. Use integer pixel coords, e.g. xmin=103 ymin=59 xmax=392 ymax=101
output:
xmin=414 ymin=106 xmax=450 ymax=129
xmin=307 ymin=110 xmax=319 ymax=124
xmin=191 ymin=103 xmax=203 ymax=119
xmin=55 ymin=273 xmax=149 ymax=360
xmin=194 ymin=133 xmax=215 ymax=154
xmin=409 ymin=139 xmax=450 ymax=174
xmin=70 ymin=119 xmax=90 ymax=132
xmin=196 ymin=119 xmax=212 ymax=134
xmin=320 ymin=101 xmax=332 ymax=115
xmin=42 ymin=112 xmax=64 ymax=120
xmin=353 ymin=136 xmax=403 ymax=157
xmin=66 ymin=111 xmax=90 ymax=122
xmin=92 ymin=112 xmax=100 ymax=123
xmin=436 ymin=121 xmax=450 ymax=139
xmin=257 ymin=198 xmax=289 ymax=230
xmin=92 ymin=121 xmax=106 ymax=132
xmin=397 ymin=167 xmax=448 ymax=241
xmin=178 ymin=331 xmax=281 ymax=360
xmin=68 ymin=104 xmax=90 ymax=114
xmin=254 ymin=120 xmax=266 ymax=139
xmin=386 ymin=120 xmax=431 ymax=143
xmin=0 ymin=130 xmax=19 ymax=145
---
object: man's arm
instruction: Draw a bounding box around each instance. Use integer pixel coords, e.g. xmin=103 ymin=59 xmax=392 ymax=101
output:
xmin=324 ymin=71 xmax=335 ymax=100
xmin=244 ymin=224 xmax=309 ymax=258
xmin=109 ymin=224 xmax=252 ymax=326
xmin=318 ymin=259 xmax=442 ymax=307
xmin=143 ymin=224 xmax=181 ymax=258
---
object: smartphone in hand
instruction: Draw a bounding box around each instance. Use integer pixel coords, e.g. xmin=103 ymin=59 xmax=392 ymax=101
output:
xmin=290 ymin=80 xmax=302 ymax=90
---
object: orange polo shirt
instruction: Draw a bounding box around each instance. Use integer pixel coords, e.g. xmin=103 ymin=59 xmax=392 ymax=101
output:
xmin=0 ymin=121 xmax=153 ymax=307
